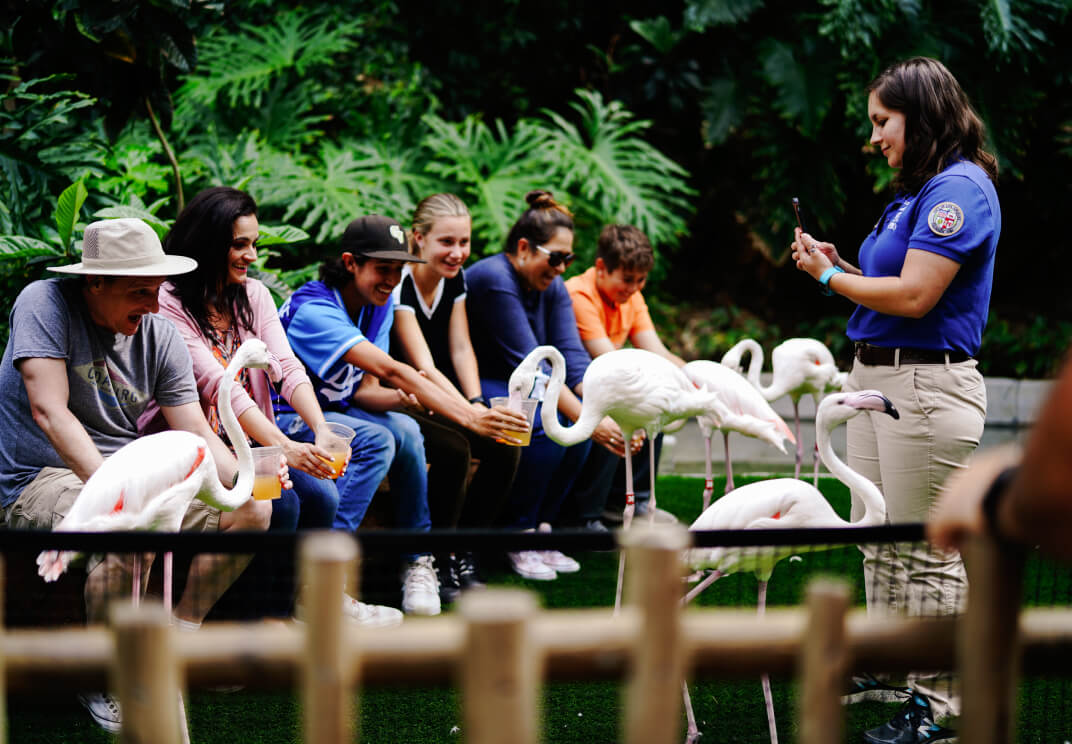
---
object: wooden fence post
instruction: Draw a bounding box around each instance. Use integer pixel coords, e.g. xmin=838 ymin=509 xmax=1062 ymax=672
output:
xmin=458 ymin=588 xmax=539 ymax=744
xmin=621 ymin=523 xmax=690 ymax=744
xmin=959 ymin=534 xmax=1024 ymax=744
xmin=799 ymin=577 xmax=850 ymax=744
xmin=111 ymin=600 xmax=183 ymax=744
xmin=300 ymin=532 xmax=359 ymax=744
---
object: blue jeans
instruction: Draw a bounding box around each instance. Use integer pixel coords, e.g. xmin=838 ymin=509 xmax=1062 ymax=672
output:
xmin=277 ymin=408 xmax=432 ymax=545
xmin=481 ymin=379 xmax=591 ymax=530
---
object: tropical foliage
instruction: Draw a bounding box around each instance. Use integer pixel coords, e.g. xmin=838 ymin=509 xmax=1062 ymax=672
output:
xmin=0 ymin=0 xmax=1069 ymax=376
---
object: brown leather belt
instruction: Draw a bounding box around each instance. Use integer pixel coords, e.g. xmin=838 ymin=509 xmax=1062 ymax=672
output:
xmin=854 ymin=342 xmax=970 ymax=366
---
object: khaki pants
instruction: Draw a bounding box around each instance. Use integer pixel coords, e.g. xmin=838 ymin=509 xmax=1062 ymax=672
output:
xmin=3 ymin=466 xmax=220 ymax=623
xmin=846 ymin=357 xmax=986 ymax=721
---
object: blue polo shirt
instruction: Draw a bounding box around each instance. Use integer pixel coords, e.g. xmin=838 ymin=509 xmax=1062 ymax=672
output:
xmin=277 ymin=280 xmax=392 ymax=412
xmin=847 ymin=160 xmax=1000 ymax=356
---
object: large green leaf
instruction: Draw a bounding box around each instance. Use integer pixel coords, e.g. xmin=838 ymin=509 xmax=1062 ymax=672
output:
xmin=54 ymin=180 xmax=88 ymax=253
xmin=0 ymin=235 xmax=62 ymax=261
xmin=257 ymin=223 xmax=310 ymax=247
xmin=541 ymin=90 xmax=695 ymax=248
xmin=92 ymin=205 xmax=172 ymax=241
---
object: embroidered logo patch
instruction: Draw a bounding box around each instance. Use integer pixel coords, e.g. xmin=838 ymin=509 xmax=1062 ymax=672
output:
xmin=927 ymin=202 xmax=964 ymax=236
xmin=389 ymin=225 xmax=405 ymax=244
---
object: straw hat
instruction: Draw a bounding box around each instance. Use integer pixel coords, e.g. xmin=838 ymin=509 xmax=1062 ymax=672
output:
xmin=48 ymin=218 xmax=197 ymax=277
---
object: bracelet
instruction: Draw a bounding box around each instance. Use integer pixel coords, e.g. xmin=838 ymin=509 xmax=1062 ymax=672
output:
xmin=467 ymin=395 xmax=486 ymax=406
xmin=981 ymin=465 xmax=1020 ymax=545
xmin=818 ymin=266 xmax=845 ymax=296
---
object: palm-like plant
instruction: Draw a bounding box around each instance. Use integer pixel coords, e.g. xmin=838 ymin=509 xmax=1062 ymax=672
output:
xmin=542 ymin=90 xmax=696 ymax=250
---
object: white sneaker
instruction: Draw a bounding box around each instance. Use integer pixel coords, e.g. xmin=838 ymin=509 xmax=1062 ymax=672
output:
xmin=77 ymin=692 xmax=122 ymax=733
xmin=508 ymin=551 xmax=557 ymax=580
xmin=539 ymin=550 xmax=580 ymax=573
xmin=533 ymin=522 xmax=581 ymax=573
xmin=342 ymin=593 xmax=404 ymax=627
xmin=402 ymin=556 xmax=441 ymax=615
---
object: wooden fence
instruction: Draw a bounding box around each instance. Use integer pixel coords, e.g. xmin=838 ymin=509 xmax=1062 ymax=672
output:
xmin=1 ymin=525 xmax=1068 ymax=744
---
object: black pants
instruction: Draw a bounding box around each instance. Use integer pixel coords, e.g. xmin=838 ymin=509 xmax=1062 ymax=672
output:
xmin=567 ymin=434 xmax=663 ymax=522
xmin=410 ymin=411 xmax=522 ymax=528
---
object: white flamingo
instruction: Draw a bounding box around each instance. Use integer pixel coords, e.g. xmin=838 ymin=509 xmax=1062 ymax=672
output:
xmin=721 ymin=337 xmax=847 ymax=484
xmin=508 ymin=345 xmax=723 ymax=612
xmin=37 ymin=339 xmax=275 ymax=607
xmin=682 ymin=360 xmax=795 ymax=509
xmin=680 ymin=389 xmax=898 ymax=744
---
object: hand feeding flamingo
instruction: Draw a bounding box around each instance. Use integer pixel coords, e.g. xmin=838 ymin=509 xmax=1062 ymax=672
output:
xmin=37 ymin=339 xmax=276 ymax=611
xmin=682 ymin=360 xmax=795 ymax=509
xmin=721 ymin=337 xmax=847 ymax=485
xmin=508 ymin=345 xmax=723 ymax=612
xmin=679 ymin=389 xmax=898 ymax=744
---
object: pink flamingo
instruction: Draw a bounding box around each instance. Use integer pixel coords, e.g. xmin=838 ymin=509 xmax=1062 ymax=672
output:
xmin=37 ymin=338 xmax=275 ymax=612
xmin=680 ymin=389 xmax=897 ymax=744
xmin=721 ymin=337 xmax=846 ymax=484
xmin=508 ymin=345 xmax=723 ymax=612
xmin=682 ymin=360 xmax=795 ymax=508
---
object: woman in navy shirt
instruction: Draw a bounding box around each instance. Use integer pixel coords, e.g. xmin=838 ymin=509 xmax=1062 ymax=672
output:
xmin=793 ymin=57 xmax=999 ymax=742
xmin=467 ymin=190 xmax=627 ymax=581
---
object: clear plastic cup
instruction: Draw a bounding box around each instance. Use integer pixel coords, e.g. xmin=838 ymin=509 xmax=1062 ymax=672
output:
xmin=490 ymin=396 xmax=538 ymax=446
xmin=251 ymin=445 xmax=283 ymax=500
xmin=316 ymin=422 xmax=356 ymax=479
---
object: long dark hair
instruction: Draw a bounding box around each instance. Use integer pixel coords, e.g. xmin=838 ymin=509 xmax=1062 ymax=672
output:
xmin=868 ymin=57 xmax=998 ymax=195
xmin=164 ymin=186 xmax=257 ymax=341
xmin=503 ymin=190 xmax=574 ymax=254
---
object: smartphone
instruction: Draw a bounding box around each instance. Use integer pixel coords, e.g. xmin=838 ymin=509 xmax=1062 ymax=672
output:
xmin=791 ymin=197 xmax=808 ymax=233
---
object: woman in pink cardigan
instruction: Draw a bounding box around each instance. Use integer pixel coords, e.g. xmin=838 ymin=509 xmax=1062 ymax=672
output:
xmin=141 ymin=187 xmax=403 ymax=627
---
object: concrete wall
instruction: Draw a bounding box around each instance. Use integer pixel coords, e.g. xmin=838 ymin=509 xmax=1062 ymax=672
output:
xmin=661 ymin=375 xmax=1053 ymax=476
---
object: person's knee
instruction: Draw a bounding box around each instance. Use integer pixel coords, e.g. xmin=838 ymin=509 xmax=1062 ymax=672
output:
xmin=219 ymin=498 xmax=272 ymax=531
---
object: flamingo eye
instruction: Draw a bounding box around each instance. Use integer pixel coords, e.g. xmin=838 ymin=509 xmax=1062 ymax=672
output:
xmin=814 ymin=359 xmax=821 ymax=365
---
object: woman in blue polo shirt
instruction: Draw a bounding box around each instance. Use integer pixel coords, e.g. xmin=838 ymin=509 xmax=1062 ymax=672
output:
xmin=793 ymin=57 xmax=999 ymax=743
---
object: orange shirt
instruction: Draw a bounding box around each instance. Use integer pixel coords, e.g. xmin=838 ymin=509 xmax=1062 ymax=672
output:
xmin=566 ymin=267 xmax=654 ymax=349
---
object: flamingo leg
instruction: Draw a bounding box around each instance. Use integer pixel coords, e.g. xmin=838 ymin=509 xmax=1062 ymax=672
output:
xmin=758 ymin=580 xmax=779 ymax=744
xmin=701 ymin=434 xmax=714 ymax=512
xmin=792 ymin=400 xmax=803 ymax=480
xmin=647 ymin=434 xmax=657 ymax=525
xmin=723 ymin=431 xmax=734 ymax=494
xmin=682 ymin=680 xmax=700 ymax=744
xmin=164 ymin=551 xmax=174 ymax=617
xmin=614 ymin=443 xmax=636 ymax=614
xmin=131 ymin=554 xmax=142 ymax=607
xmin=811 ymin=394 xmax=821 ymax=488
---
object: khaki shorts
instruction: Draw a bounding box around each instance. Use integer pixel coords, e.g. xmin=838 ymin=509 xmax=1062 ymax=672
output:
xmin=2 ymin=466 xmax=221 ymax=532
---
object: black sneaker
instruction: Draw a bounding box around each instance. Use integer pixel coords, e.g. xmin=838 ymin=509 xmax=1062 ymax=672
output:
xmin=862 ymin=693 xmax=956 ymax=744
xmin=437 ymin=553 xmax=461 ymax=604
xmin=456 ymin=552 xmax=486 ymax=591
xmin=843 ymin=673 xmax=911 ymax=704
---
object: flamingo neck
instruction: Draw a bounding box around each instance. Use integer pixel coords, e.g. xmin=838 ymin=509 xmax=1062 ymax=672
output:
xmin=538 ymin=351 xmax=600 ymax=446
xmin=217 ymin=354 xmax=253 ymax=498
xmin=817 ymin=415 xmax=884 ymax=526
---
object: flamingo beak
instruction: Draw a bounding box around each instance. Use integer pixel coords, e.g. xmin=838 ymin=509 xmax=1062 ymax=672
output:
xmin=846 ymin=390 xmax=899 ymax=419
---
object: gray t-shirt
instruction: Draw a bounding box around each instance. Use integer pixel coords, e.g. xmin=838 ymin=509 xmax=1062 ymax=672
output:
xmin=0 ymin=278 xmax=198 ymax=507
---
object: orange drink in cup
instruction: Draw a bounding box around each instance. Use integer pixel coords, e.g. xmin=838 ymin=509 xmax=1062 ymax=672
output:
xmin=316 ymin=422 xmax=356 ymax=479
xmin=490 ymin=396 xmax=538 ymax=447
xmin=251 ymin=446 xmax=283 ymax=500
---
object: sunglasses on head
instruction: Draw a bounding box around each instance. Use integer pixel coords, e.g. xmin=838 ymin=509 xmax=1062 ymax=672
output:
xmin=534 ymin=243 xmax=576 ymax=268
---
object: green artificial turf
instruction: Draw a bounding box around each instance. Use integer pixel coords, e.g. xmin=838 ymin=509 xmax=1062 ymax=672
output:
xmin=6 ymin=474 xmax=1070 ymax=743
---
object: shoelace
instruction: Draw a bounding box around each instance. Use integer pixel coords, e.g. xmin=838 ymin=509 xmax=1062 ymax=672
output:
xmin=406 ymin=559 xmax=438 ymax=591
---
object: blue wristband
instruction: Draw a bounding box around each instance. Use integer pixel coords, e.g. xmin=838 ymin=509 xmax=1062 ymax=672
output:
xmin=818 ymin=266 xmax=845 ymax=295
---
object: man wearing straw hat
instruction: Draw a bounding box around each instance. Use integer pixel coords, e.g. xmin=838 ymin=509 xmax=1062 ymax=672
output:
xmin=0 ymin=218 xmax=272 ymax=732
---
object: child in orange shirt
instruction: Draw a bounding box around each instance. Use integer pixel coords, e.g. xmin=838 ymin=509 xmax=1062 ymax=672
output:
xmin=564 ymin=225 xmax=685 ymax=528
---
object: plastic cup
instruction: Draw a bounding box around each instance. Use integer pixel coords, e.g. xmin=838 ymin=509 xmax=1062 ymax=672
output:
xmin=316 ymin=422 xmax=356 ymax=479
xmin=490 ymin=396 xmax=538 ymax=447
xmin=251 ymin=446 xmax=283 ymax=500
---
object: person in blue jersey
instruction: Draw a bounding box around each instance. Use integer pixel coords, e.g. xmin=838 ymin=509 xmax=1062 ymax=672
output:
xmin=278 ymin=215 xmax=526 ymax=616
xmin=793 ymin=57 xmax=1000 ymax=744
xmin=466 ymin=190 xmax=629 ymax=581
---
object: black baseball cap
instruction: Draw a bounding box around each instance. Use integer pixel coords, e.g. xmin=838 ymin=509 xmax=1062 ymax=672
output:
xmin=341 ymin=215 xmax=425 ymax=263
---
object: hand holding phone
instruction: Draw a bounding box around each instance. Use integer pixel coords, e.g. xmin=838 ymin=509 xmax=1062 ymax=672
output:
xmin=792 ymin=197 xmax=808 ymax=233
